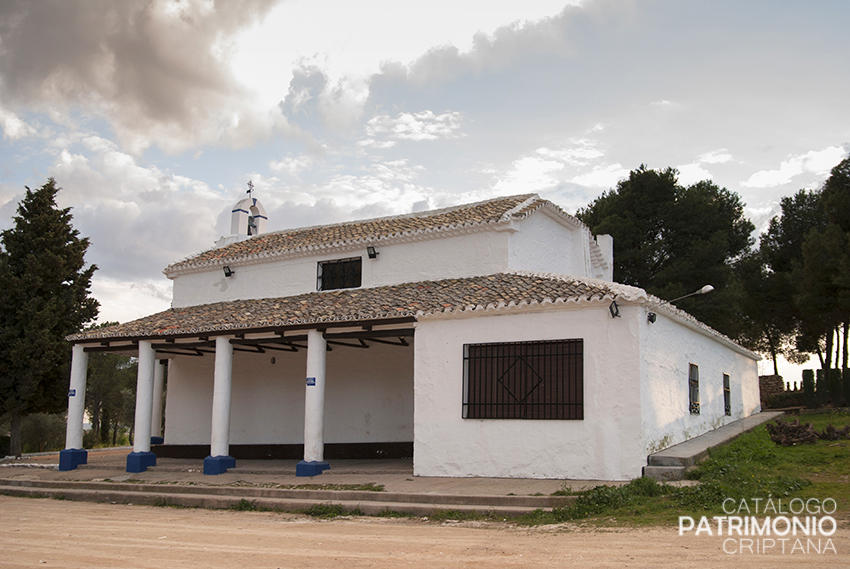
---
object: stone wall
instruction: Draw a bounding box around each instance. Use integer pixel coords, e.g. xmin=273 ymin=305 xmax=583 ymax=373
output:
xmin=759 ymin=375 xmax=785 ymax=407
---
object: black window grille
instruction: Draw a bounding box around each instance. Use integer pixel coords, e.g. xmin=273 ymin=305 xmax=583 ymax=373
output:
xmin=318 ymin=257 xmax=362 ymax=291
xmin=462 ymin=339 xmax=583 ymax=420
xmin=689 ymin=363 xmax=700 ymax=414
xmin=723 ymin=373 xmax=731 ymax=416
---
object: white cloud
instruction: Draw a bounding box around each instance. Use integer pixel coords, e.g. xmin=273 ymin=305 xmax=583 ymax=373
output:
xmin=742 ymin=146 xmax=847 ymax=188
xmin=269 ymin=155 xmax=315 ymax=177
xmin=570 ymin=164 xmax=629 ymax=188
xmin=537 ymin=140 xmax=604 ymax=166
xmin=699 ymin=149 xmax=733 ymax=164
xmin=492 ymin=156 xmax=564 ymax=194
xmin=676 ymin=163 xmax=713 ymax=186
xmin=674 ymin=149 xmax=734 ymax=185
xmin=491 ymin=138 xmax=615 ymax=193
xmin=357 ymin=139 xmax=397 ymax=149
xmin=47 ymin=141 xmax=229 ymax=283
xmin=0 ymin=106 xmax=38 ymax=140
xmin=255 ymin=158 xmax=435 ymax=231
xmin=92 ymin=278 xmax=172 ymax=324
xmin=364 ymin=111 xmax=463 ymax=142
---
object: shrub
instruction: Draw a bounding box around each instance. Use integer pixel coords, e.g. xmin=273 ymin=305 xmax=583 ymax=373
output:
xmin=816 ymin=369 xmax=829 ymax=407
xmin=829 ymin=369 xmax=844 ymax=407
xmin=22 ymin=413 xmax=65 ymax=453
xmin=803 ymin=370 xmax=816 ymax=408
xmin=763 ymin=390 xmax=805 ymax=409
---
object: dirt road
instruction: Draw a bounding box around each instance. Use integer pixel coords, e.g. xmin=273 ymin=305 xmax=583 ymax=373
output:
xmin=1 ymin=495 xmax=847 ymax=568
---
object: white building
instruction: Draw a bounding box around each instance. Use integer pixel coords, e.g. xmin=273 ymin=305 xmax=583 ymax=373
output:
xmin=61 ymin=194 xmax=760 ymax=479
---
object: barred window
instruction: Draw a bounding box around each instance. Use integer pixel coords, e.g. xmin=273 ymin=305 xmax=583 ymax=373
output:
xmin=463 ymin=339 xmax=583 ymax=420
xmin=318 ymin=257 xmax=362 ymax=291
xmin=723 ymin=373 xmax=731 ymax=416
xmin=689 ymin=364 xmax=700 ymax=415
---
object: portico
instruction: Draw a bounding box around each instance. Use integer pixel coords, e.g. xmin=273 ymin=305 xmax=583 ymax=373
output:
xmin=63 ymin=313 xmax=416 ymax=475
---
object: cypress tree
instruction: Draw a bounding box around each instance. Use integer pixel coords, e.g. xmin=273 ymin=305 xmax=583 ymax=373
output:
xmin=0 ymin=179 xmax=98 ymax=456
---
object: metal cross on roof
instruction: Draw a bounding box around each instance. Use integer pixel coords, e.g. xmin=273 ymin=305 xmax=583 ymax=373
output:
xmin=246 ymin=180 xmax=254 ymax=198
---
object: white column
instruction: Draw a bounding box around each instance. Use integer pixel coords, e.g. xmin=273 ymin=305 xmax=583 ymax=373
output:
xmin=151 ymin=360 xmax=165 ymax=439
xmin=210 ymin=336 xmax=234 ymax=458
xmin=303 ymin=329 xmax=327 ymax=463
xmin=132 ymin=340 xmax=156 ymax=454
xmin=64 ymin=344 xmax=89 ymax=450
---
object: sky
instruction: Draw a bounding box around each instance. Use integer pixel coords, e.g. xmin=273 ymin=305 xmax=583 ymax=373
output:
xmin=1 ymin=0 xmax=849 ymax=379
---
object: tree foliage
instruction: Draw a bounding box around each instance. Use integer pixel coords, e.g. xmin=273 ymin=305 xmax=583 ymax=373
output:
xmin=577 ymin=165 xmax=754 ymax=336
xmin=739 ymin=189 xmax=827 ymax=371
xmin=86 ymin=348 xmax=137 ymax=446
xmin=0 ymin=178 xmax=99 ymax=456
xmin=748 ymin=156 xmax=850 ymax=373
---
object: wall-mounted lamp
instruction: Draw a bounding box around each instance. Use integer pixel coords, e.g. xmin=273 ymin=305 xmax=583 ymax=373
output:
xmin=609 ymin=300 xmax=620 ymax=318
xmin=366 ymin=246 xmax=379 ymax=259
xmin=647 ymin=312 xmax=657 ymax=324
xmin=223 ymin=266 xmax=235 ymax=277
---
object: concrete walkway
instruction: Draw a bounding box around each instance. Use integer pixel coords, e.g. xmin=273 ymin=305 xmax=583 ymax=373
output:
xmin=644 ymin=411 xmax=784 ymax=481
xmin=0 ymin=448 xmax=601 ymax=516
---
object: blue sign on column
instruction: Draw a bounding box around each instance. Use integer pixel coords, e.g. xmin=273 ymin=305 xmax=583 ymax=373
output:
xmin=68 ymin=389 xmax=76 ymax=397
xmin=306 ymin=377 xmax=316 ymax=386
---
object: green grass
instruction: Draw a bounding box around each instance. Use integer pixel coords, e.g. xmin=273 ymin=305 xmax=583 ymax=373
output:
xmin=374 ymin=507 xmax=415 ymax=518
xmin=299 ymin=503 xmax=365 ymax=518
xmin=428 ymin=509 xmax=506 ymax=522
xmin=230 ymin=498 xmax=261 ymax=511
xmin=517 ymin=411 xmax=850 ymax=526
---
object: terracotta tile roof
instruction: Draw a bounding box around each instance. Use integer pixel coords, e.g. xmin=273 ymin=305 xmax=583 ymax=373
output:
xmin=165 ymin=194 xmax=549 ymax=276
xmin=68 ymin=272 xmax=616 ymax=341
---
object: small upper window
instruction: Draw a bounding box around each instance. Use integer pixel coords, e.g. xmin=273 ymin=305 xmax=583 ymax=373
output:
xmin=688 ymin=364 xmax=700 ymax=415
xmin=723 ymin=373 xmax=731 ymax=416
xmin=318 ymin=257 xmax=362 ymax=291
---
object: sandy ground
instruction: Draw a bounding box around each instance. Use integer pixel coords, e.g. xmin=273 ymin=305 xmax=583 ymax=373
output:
xmin=1 ymin=495 xmax=847 ymax=568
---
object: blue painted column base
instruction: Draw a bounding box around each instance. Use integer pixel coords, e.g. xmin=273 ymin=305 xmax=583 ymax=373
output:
xmin=126 ymin=451 xmax=157 ymax=473
xmin=296 ymin=460 xmax=330 ymax=477
xmin=204 ymin=455 xmax=236 ymax=475
xmin=150 ymin=436 xmax=164 ymax=445
xmin=59 ymin=448 xmax=88 ymax=471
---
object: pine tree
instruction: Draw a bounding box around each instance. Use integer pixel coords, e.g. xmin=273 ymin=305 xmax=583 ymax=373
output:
xmin=576 ymin=165 xmax=755 ymax=337
xmin=0 ymin=178 xmax=99 ymax=457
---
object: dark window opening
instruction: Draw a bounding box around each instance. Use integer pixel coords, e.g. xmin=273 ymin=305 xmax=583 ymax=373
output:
xmin=723 ymin=373 xmax=731 ymax=416
xmin=463 ymin=339 xmax=583 ymax=420
xmin=318 ymin=257 xmax=362 ymax=291
xmin=689 ymin=363 xmax=700 ymax=415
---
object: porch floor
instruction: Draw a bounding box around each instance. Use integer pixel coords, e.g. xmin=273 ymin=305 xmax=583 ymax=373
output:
xmin=0 ymin=447 xmax=657 ymax=515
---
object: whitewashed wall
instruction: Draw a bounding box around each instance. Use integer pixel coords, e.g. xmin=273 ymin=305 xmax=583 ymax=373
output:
xmin=170 ymin=213 xmax=606 ymax=308
xmin=412 ymin=305 xmax=646 ymax=480
xmin=508 ymin=212 xmax=591 ymax=278
xmin=638 ymin=307 xmax=761 ymax=456
xmin=163 ymin=339 xmax=414 ymax=445
xmin=171 ymin=230 xmax=512 ymax=307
